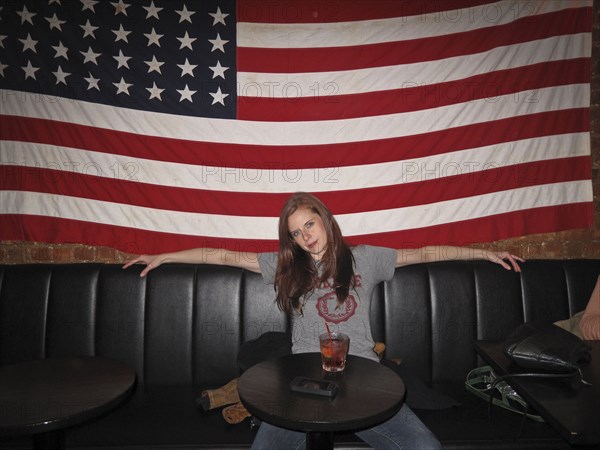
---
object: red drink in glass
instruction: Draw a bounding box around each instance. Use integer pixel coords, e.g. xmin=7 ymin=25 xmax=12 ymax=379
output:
xmin=319 ymin=332 xmax=350 ymax=372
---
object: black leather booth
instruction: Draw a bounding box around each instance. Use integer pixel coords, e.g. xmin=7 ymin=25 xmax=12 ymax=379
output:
xmin=1 ymin=259 xmax=598 ymax=449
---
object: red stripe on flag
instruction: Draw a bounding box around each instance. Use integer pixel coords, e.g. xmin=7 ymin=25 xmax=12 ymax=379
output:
xmin=238 ymin=59 xmax=590 ymax=121
xmin=323 ymin=158 xmax=593 ymax=215
xmin=1 ymin=202 xmax=592 ymax=255
xmin=238 ymin=8 xmax=592 ymax=73
xmin=0 ymin=157 xmax=591 ymax=217
xmin=237 ymin=0 xmax=499 ymax=24
xmin=0 ymin=109 xmax=589 ymax=169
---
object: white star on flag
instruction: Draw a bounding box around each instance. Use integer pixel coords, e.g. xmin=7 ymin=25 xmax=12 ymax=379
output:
xmin=53 ymin=66 xmax=70 ymax=85
xmin=46 ymin=14 xmax=66 ymax=31
xmin=80 ymin=20 xmax=99 ymax=39
xmin=209 ymin=61 xmax=228 ymax=79
xmin=144 ymin=28 xmax=163 ymax=47
xmin=19 ymin=34 xmax=37 ymax=53
xmin=210 ymin=87 xmax=229 ymax=105
xmin=176 ymin=5 xmax=195 ymax=24
xmin=81 ymin=0 xmax=98 ymax=14
xmin=84 ymin=72 xmax=100 ymax=90
xmin=178 ymin=58 xmax=197 ymax=77
xmin=145 ymin=56 xmax=164 ymax=74
xmin=81 ymin=47 xmax=101 ymax=65
xmin=144 ymin=2 xmax=163 ymax=20
xmin=80 ymin=0 xmax=98 ymax=13
xmin=177 ymin=31 xmax=196 ymax=51
xmin=113 ymin=25 xmax=131 ymax=43
xmin=17 ymin=6 xmax=36 ymax=25
xmin=113 ymin=77 xmax=132 ymax=95
xmin=208 ymin=34 xmax=228 ymax=53
xmin=52 ymin=42 xmax=69 ymax=59
xmin=147 ymin=82 xmax=164 ymax=100
xmin=22 ymin=61 xmax=39 ymax=80
xmin=177 ymin=84 xmax=196 ymax=102
xmin=112 ymin=1 xmax=130 ymax=16
xmin=209 ymin=7 xmax=229 ymax=26
xmin=114 ymin=49 xmax=131 ymax=69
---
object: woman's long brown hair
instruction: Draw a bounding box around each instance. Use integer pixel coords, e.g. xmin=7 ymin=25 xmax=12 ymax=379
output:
xmin=274 ymin=192 xmax=355 ymax=314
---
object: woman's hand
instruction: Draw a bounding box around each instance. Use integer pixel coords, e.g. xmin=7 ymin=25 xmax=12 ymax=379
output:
xmin=487 ymin=251 xmax=525 ymax=272
xmin=122 ymin=254 xmax=166 ymax=277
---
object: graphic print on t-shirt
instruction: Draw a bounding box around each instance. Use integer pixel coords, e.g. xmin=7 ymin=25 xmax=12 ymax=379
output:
xmin=315 ymin=274 xmax=361 ymax=324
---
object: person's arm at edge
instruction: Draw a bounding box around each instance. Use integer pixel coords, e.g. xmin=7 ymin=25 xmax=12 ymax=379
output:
xmin=122 ymin=248 xmax=261 ymax=277
xmin=395 ymin=246 xmax=524 ymax=272
xmin=580 ymin=276 xmax=600 ymax=340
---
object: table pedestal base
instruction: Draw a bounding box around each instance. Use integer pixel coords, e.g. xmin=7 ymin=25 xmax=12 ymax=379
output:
xmin=307 ymin=431 xmax=333 ymax=450
xmin=33 ymin=430 xmax=64 ymax=450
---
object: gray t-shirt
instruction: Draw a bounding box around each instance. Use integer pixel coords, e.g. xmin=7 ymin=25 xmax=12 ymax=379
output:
xmin=258 ymin=245 xmax=397 ymax=361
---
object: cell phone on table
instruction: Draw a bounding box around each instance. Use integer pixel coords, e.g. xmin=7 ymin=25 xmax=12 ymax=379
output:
xmin=290 ymin=376 xmax=339 ymax=398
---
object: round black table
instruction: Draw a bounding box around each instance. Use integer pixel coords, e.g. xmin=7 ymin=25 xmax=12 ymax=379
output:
xmin=238 ymin=353 xmax=405 ymax=450
xmin=0 ymin=356 xmax=136 ymax=450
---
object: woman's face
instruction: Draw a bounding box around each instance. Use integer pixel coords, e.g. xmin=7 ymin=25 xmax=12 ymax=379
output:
xmin=287 ymin=207 xmax=328 ymax=261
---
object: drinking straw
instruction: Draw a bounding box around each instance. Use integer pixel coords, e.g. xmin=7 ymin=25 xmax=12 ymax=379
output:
xmin=325 ymin=322 xmax=333 ymax=341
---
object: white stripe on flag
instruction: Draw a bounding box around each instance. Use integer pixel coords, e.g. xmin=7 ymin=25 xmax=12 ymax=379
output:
xmin=338 ymin=181 xmax=593 ymax=235
xmin=238 ymin=33 xmax=590 ymax=98
xmin=0 ymin=181 xmax=591 ymax=239
xmin=2 ymin=84 xmax=590 ymax=146
xmin=1 ymin=132 xmax=590 ymax=192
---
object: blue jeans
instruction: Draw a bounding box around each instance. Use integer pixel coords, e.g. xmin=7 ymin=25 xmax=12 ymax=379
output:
xmin=250 ymin=403 xmax=442 ymax=450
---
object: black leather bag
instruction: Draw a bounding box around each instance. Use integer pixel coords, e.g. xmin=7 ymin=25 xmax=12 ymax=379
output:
xmin=503 ymin=322 xmax=591 ymax=375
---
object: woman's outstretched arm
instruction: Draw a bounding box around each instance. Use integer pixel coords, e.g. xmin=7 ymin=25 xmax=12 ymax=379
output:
xmin=395 ymin=246 xmax=524 ymax=271
xmin=123 ymin=248 xmax=261 ymax=277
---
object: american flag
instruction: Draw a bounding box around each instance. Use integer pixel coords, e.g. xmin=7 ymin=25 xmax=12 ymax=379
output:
xmin=0 ymin=0 xmax=594 ymax=255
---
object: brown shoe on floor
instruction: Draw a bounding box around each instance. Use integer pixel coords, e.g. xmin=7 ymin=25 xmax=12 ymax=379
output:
xmin=373 ymin=342 xmax=386 ymax=360
xmin=222 ymin=401 xmax=251 ymax=424
xmin=199 ymin=378 xmax=240 ymax=411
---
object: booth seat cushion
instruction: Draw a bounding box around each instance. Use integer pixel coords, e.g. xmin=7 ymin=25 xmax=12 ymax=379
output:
xmin=0 ymin=259 xmax=598 ymax=449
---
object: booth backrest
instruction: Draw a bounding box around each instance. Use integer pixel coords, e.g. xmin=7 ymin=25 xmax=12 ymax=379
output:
xmin=1 ymin=260 xmax=598 ymax=388
xmin=373 ymin=259 xmax=599 ymax=387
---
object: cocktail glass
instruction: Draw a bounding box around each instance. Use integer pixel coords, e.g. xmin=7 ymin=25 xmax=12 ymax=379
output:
xmin=319 ymin=332 xmax=350 ymax=372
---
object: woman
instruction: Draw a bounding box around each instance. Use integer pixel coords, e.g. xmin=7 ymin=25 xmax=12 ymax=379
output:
xmin=124 ymin=192 xmax=523 ymax=449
